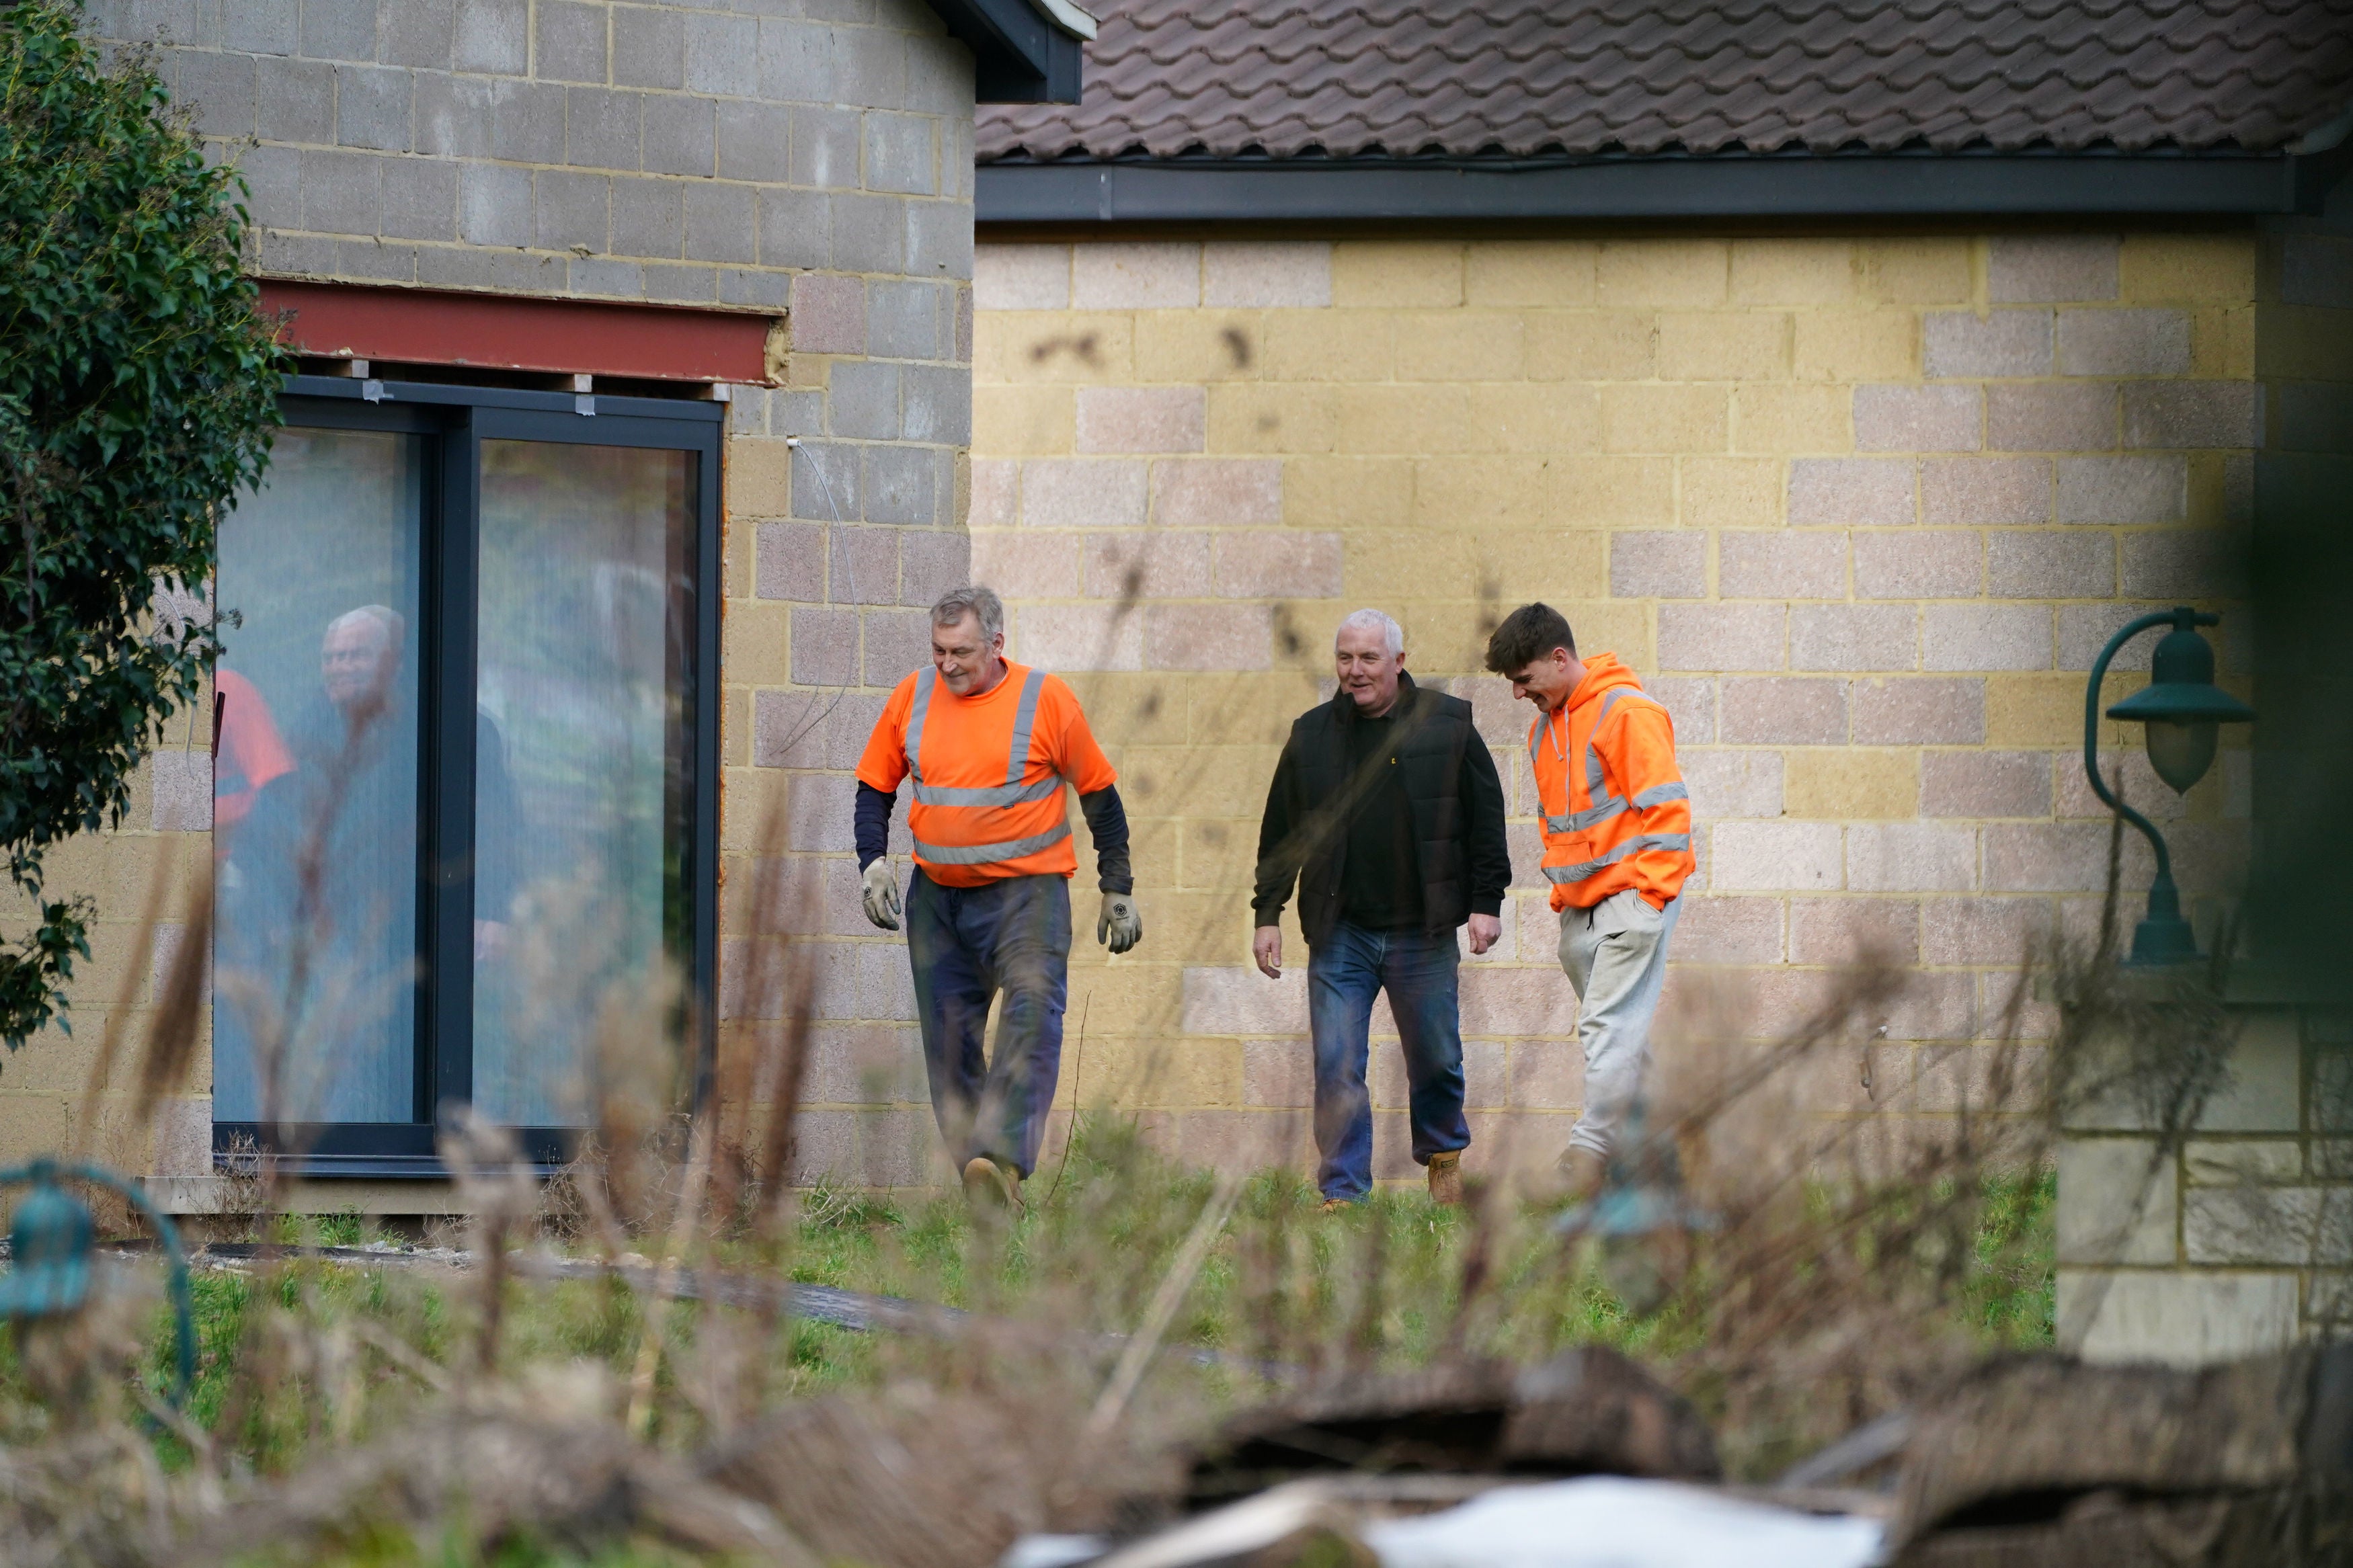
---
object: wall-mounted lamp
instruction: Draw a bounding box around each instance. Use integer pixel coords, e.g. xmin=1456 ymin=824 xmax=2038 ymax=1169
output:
xmin=2084 ymin=606 xmax=2258 ymax=966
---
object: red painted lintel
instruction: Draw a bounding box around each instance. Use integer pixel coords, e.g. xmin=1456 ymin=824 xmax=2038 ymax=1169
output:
xmin=258 ymin=280 xmax=781 ymax=384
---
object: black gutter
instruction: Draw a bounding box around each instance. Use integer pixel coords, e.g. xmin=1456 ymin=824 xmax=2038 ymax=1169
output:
xmin=926 ymin=0 xmax=1082 ymax=104
xmin=978 ymin=146 xmax=2350 ymax=224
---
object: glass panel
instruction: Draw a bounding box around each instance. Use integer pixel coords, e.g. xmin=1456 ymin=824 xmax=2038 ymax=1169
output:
xmin=212 ymin=428 xmax=426 ymax=1124
xmin=473 ymin=441 xmax=694 ymax=1126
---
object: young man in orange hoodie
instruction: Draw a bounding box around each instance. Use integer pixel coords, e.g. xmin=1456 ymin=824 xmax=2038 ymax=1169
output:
xmin=1485 ymin=603 xmax=1693 ymax=1198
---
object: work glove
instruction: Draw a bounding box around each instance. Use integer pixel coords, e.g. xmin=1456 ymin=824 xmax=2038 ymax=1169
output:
xmin=1097 ymin=891 xmax=1143 ymax=954
xmin=861 ymin=858 xmax=902 ymax=932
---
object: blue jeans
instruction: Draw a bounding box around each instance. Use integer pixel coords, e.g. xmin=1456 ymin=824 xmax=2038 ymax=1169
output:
xmin=905 ymin=870 xmax=1070 ymax=1178
xmin=1306 ymin=921 xmax=1471 ymax=1202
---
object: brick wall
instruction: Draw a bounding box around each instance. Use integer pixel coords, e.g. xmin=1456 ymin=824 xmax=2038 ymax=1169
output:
xmin=951 ymin=233 xmax=2259 ymax=1182
xmin=45 ymin=0 xmax=978 ymax=1184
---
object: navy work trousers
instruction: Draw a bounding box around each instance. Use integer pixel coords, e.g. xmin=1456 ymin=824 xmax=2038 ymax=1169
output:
xmin=905 ymin=868 xmax=1070 ymax=1178
xmin=1306 ymin=920 xmax=1472 ymax=1202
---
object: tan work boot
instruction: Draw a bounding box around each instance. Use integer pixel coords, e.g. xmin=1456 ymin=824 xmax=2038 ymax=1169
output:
xmin=1558 ymin=1145 xmax=1608 ymax=1203
xmin=961 ymin=1155 xmax=1023 ymax=1219
xmin=1426 ymin=1150 xmax=1464 ymax=1206
xmin=1318 ymin=1196 xmax=1355 ymax=1215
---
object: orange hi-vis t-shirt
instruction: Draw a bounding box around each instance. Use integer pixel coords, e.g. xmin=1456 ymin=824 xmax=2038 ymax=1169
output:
xmin=856 ymin=661 xmax=1117 ymax=886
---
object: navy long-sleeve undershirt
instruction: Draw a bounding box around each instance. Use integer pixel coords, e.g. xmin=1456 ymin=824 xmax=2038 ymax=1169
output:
xmin=855 ymin=780 xmax=1133 ymax=893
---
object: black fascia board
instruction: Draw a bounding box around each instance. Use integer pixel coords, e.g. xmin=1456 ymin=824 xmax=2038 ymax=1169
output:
xmin=926 ymin=0 xmax=1081 ymax=104
xmin=977 ymin=145 xmax=2336 ymax=224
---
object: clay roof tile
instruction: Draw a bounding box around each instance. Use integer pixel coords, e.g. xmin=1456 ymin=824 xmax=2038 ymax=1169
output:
xmin=978 ymin=0 xmax=2353 ymax=162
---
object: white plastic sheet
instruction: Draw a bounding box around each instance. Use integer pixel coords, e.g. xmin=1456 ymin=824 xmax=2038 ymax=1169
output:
xmin=1364 ymin=1477 xmax=1885 ymax=1568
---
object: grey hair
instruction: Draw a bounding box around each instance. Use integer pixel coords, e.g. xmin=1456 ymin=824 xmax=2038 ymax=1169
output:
xmin=327 ymin=604 xmax=405 ymax=652
xmin=930 ymin=585 xmax=1004 ymax=643
xmin=1335 ymin=607 xmax=1404 ymax=658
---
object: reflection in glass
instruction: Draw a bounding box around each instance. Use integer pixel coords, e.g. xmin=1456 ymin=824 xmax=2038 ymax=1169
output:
xmin=473 ymin=442 xmax=694 ymax=1126
xmin=213 ymin=429 xmax=425 ymax=1125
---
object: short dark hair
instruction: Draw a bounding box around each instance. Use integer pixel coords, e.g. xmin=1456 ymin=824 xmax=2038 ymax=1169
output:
xmin=1484 ymin=603 xmax=1576 ymax=675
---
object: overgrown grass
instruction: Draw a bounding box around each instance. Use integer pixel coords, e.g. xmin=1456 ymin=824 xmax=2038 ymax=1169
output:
xmin=774 ymin=1124 xmax=2055 ymax=1367
xmin=77 ymin=1122 xmax=2052 ymax=1473
xmin=1963 ymin=1169 xmax=2058 ymax=1346
xmin=0 ymin=1119 xmax=2055 ymax=1563
xmin=1 ymin=1136 xmax=2046 ymax=1429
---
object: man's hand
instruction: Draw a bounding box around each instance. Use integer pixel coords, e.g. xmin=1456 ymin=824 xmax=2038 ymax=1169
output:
xmin=1252 ymin=925 xmax=1283 ymax=979
xmin=1098 ymin=892 xmax=1143 ymax=954
xmin=861 ymin=858 xmax=902 ymax=932
xmin=1466 ymin=913 xmax=1501 ymax=956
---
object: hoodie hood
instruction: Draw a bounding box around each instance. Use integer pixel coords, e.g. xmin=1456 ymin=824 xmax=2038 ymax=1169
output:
xmin=1565 ymin=652 xmax=1645 ymax=715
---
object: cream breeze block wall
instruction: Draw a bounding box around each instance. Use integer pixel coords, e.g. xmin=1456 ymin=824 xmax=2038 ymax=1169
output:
xmin=957 ymin=233 xmax=2258 ymax=1181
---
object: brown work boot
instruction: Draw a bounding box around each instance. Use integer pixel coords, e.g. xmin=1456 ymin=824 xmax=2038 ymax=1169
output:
xmin=1426 ymin=1150 xmax=1464 ymax=1206
xmin=961 ymin=1155 xmax=1023 ymax=1219
xmin=1558 ymin=1145 xmax=1607 ymax=1203
xmin=1319 ymin=1196 xmax=1356 ymax=1215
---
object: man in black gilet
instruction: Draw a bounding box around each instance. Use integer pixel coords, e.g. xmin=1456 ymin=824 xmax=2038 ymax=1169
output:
xmin=1250 ymin=610 xmax=1511 ymax=1209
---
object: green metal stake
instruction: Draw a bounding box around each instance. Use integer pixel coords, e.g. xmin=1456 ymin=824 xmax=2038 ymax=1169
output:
xmin=0 ymin=1159 xmax=196 ymax=1409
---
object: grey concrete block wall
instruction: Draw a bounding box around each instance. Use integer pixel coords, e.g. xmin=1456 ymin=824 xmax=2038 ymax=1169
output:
xmin=86 ymin=0 xmax=978 ymax=534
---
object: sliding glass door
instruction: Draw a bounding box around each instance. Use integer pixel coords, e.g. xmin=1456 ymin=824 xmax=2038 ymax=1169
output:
xmin=472 ymin=439 xmax=696 ymax=1128
xmin=214 ymin=427 xmax=427 ymax=1126
xmin=210 ymin=380 xmax=721 ymax=1173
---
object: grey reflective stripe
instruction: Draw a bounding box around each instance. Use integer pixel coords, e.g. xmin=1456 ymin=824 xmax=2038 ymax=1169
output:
xmin=1548 ymin=796 xmax=1626 ymax=835
xmin=1532 ymin=710 xmax=1576 ymax=823
xmin=1540 ymin=690 xmax=1671 ymax=836
xmin=1582 ymin=689 xmax=1673 ymax=807
xmin=912 ymin=777 xmax=1064 ymax=808
xmin=1583 ymin=689 xmax=1625 ymax=796
xmin=1541 ymin=832 xmax=1693 ymax=884
xmin=907 ymin=668 xmax=1066 ymax=807
xmin=1006 ymin=669 xmax=1044 ymax=786
xmin=914 ymin=821 xmax=1072 ymax=866
xmin=904 ymin=667 xmax=936 ymax=786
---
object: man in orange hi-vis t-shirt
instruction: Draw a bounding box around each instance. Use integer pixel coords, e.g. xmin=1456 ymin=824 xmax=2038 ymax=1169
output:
xmin=1485 ymin=602 xmax=1694 ymax=1200
xmin=853 ymin=585 xmax=1142 ymax=1214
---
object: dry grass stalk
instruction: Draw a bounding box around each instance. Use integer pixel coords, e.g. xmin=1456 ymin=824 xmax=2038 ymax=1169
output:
xmin=436 ymin=1107 xmax=536 ymax=1377
xmin=1635 ymin=952 xmax=2015 ymax=1466
xmin=69 ymin=843 xmax=170 ymax=1161
xmin=570 ymin=966 xmax=691 ymax=1238
xmin=1086 ymin=1169 xmax=1245 ymax=1439
xmin=626 ymin=1099 xmax=716 ymax=1438
xmin=132 ymin=858 xmax=212 ymax=1135
xmin=182 ymin=1372 xmax=816 ymax=1568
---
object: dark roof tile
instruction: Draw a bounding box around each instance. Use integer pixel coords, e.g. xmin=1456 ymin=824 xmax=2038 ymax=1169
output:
xmin=978 ymin=0 xmax=2353 ymax=161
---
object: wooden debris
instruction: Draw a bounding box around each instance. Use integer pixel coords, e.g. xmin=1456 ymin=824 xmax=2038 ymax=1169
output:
xmin=1888 ymin=1348 xmax=2353 ymax=1567
xmin=1187 ymin=1348 xmax=1719 ymax=1505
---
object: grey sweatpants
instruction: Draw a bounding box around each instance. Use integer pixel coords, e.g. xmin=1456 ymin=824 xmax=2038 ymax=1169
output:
xmin=1558 ymin=887 xmax=1681 ymax=1158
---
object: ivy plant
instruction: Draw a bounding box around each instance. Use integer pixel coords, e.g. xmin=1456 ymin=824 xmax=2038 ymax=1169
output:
xmin=0 ymin=0 xmax=280 ymax=1048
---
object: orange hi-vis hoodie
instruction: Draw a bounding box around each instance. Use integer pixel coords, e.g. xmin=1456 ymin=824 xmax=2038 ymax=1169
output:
xmin=1527 ymin=653 xmax=1694 ymax=912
